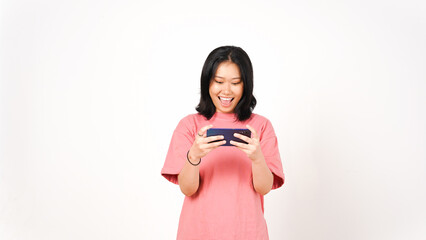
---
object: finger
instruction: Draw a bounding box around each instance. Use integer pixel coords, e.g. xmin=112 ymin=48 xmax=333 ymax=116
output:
xmin=246 ymin=125 xmax=258 ymax=140
xmin=204 ymin=135 xmax=224 ymax=143
xmin=202 ymin=140 xmax=226 ymax=149
xmin=230 ymin=141 xmax=252 ymax=155
xmin=230 ymin=140 xmax=250 ymax=149
xmin=233 ymin=133 xmax=252 ymax=144
xmin=198 ymin=124 xmax=213 ymax=137
xmin=211 ymin=140 xmax=226 ymax=147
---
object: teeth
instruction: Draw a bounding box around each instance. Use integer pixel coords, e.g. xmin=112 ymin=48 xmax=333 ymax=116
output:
xmin=220 ymin=97 xmax=233 ymax=101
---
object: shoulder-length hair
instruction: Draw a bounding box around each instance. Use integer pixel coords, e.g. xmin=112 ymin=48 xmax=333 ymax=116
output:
xmin=195 ymin=46 xmax=257 ymax=121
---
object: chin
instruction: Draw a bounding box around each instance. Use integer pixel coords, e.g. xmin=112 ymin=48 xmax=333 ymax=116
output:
xmin=217 ymin=108 xmax=235 ymax=113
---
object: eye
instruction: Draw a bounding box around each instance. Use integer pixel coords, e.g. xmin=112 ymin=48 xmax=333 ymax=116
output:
xmin=215 ymin=80 xmax=224 ymax=84
xmin=232 ymin=81 xmax=241 ymax=85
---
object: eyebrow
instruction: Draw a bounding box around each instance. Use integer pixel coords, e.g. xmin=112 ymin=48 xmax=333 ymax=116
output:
xmin=214 ymin=76 xmax=241 ymax=80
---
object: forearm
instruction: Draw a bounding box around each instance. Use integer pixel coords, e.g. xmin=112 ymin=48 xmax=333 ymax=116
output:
xmin=177 ymin=152 xmax=200 ymax=196
xmin=252 ymin=156 xmax=273 ymax=195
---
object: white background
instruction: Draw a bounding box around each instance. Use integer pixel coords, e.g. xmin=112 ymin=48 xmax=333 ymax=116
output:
xmin=1 ymin=0 xmax=425 ymax=239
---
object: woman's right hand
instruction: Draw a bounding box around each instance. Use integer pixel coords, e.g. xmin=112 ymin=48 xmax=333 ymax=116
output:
xmin=187 ymin=125 xmax=226 ymax=163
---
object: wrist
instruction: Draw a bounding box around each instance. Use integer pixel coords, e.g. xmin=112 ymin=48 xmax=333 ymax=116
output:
xmin=187 ymin=150 xmax=201 ymax=166
xmin=188 ymin=149 xmax=200 ymax=162
xmin=251 ymin=154 xmax=265 ymax=165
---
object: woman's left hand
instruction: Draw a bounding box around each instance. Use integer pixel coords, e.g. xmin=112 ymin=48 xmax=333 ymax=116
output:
xmin=230 ymin=125 xmax=264 ymax=162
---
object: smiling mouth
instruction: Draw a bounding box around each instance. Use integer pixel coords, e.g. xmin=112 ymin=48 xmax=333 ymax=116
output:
xmin=219 ymin=96 xmax=234 ymax=107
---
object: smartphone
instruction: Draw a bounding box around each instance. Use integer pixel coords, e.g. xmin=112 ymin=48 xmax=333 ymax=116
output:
xmin=207 ymin=128 xmax=251 ymax=146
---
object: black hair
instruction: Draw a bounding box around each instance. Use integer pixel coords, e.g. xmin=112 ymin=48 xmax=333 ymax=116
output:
xmin=195 ymin=46 xmax=257 ymax=121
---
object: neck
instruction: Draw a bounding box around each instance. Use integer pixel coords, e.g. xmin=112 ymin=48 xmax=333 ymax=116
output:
xmin=213 ymin=111 xmax=237 ymax=121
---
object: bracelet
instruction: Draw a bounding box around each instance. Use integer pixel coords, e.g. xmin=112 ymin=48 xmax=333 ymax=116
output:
xmin=187 ymin=150 xmax=201 ymax=166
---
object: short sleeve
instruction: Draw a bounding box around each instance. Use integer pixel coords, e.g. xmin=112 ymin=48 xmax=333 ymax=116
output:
xmin=161 ymin=116 xmax=196 ymax=184
xmin=259 ymin=119 xmax=285 ymax=189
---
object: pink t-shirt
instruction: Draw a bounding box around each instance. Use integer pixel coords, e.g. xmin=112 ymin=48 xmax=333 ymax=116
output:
xmin=161 ymin=112 xmax=284 ymax=240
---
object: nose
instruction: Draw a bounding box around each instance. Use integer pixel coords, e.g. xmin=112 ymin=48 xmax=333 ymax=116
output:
xmin=222 ymin=82 xmax=232 ymax=94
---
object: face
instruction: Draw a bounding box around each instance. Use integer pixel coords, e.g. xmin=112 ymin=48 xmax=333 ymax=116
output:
xmin=209 ymin=61 xmax=244 ymax=113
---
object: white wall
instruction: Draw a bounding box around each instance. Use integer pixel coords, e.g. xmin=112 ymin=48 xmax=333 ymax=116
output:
xmin=1 ymin=0 xmax=425 ymax=239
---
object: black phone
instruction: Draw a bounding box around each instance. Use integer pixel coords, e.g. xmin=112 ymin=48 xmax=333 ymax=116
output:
xmin=206 ymin=128 xmax=251 ymax=146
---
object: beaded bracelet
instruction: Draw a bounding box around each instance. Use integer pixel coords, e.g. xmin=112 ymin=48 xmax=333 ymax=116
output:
xmin=187 ymin=150 xmax=201 ymax=166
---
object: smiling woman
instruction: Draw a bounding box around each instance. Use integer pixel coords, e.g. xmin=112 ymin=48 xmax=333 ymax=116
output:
xmin=196 ymin=46 xmax=257 ymax=121
xmin=209 ymin=61 xmax=244 ymax=113
xmin=161 ymin=46 xmax=284 ymax=240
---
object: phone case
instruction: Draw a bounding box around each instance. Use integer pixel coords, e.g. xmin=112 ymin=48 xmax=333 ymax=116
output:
xmin=206 ymin=128 xmax=251 ymax=146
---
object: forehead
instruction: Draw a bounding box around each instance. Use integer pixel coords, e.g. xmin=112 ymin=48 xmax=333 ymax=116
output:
xmin=214 ymin=61 xmax=241 ymax=78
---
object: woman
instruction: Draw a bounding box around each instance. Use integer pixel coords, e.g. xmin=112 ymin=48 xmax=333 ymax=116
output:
xmin=161 ymin=46 xmax=284 ymax=239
